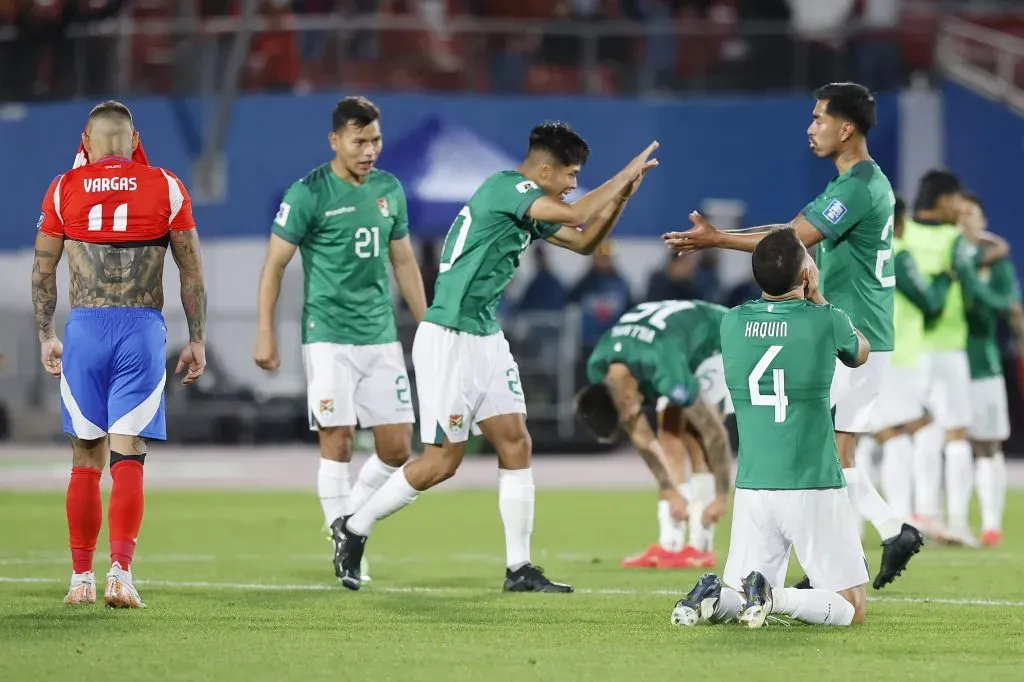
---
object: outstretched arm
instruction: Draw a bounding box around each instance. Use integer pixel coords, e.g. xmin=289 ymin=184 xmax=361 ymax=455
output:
xmin=663 ymin=212 xmax=825 ymax=255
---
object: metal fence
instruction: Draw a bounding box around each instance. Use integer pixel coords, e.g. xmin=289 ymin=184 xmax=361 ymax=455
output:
xmin=0 ymin=306 xmax=585 ymax=447
xmin=0 ymin=13 xmax=942 ymax=101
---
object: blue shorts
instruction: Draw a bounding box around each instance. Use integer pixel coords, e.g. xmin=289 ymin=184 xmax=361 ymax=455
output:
xmin=60 ymin=307 xmax=168 ymax=441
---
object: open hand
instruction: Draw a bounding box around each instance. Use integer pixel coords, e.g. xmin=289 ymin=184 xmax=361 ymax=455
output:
xmin=662 ymin=211 xmax=721 ymax=255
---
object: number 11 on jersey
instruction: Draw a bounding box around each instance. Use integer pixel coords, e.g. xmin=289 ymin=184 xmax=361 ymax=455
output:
xmin=749 ymin=345 xmax=788 ymax=422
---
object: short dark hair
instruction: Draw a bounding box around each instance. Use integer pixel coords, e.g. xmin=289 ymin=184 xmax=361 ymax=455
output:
xmin=961 ymin=191 xmax=984 ymax=212
xmin=751 ymin=228 xmax=806 ymax=297
xmin=813 ymin=82 xmax=876 ymax=135
xmin=528 ymin=121 xmax=590 ymax=167
xmin=332 ymin=96 xmax=380 ymax=132
xmin=88 ymin=100 xmax=133 ymax=126
xmin=914 ymin=169 xmax=961 ymax=212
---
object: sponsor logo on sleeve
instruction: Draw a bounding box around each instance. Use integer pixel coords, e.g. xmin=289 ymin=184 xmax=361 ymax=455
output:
xmin=515 ymin=180 xmax=538 ymax=194
xmin=274 ymin=202 xmax=291 ymax=227
xmin=36 ymin=213 xmax=44 ymax=230
xmin=822 ymin=199 xmax=848 ymax=225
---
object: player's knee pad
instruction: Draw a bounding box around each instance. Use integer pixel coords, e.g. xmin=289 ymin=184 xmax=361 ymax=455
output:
xmin=110 ymin=451 xmax=146 ymax=467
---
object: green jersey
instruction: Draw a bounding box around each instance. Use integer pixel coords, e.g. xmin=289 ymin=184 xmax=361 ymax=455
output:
xmin=586 ymin=300 xmax=728 ymax=406
xmin=966 ymin=258 xmax=1022 ymax=380
xmin=891 ymin=241 xmax=952 ymax=368
xmin=801 ymin=160 xmax=895 ymax=352
xmin=722 ymin=299 xmax=859 ymax=490
xmin=425 ymin=171 xmax=562 ymax=335
xmin=272 ymin=165 xmax=409 ymax=345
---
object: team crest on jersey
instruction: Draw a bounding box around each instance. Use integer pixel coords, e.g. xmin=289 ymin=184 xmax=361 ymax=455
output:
xmin=670 ymin=384 xmax=689 ymax=404
xmin=448 ymin=414 xmax=464 ymax=432
xmin=377 ymin=198 xmax=390 ymax=217
xmin=822 ymin=199 xmax=848 ymax=225
xmin=319 ymin=399 xmax=335 ymax=416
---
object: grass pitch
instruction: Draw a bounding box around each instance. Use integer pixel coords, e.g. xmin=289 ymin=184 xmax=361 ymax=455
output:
xmin=1 ymin=489 xmax=1023 ymax=681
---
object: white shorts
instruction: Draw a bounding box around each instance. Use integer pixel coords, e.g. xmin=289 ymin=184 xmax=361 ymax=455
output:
xmin=412 ymin=321 xmax=526 ymax=445
xmin=302 ymin=341 xmax=414 ymax=430
xmin=654 ymin=354 xmax=735 ymax=416
xmin=830 ymin=351 xmax=891 ymax=433
xmin=921 ymin=350 xmax=972 ymax=430
xmin=969 ymin=376 xmax=1011 ymax=442
xmin=870 ymin=363 xmax=927 ymax=431
xmin=723 ymin=488 xmax=869 ymax=593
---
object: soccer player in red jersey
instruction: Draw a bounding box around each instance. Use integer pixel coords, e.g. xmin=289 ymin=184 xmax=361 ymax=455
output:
xmin=31 ymin=101 xmax=208 ymax=608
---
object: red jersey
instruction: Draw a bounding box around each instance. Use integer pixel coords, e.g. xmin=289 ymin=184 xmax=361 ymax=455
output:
xmin=39 ymin=156 xmax=195 ymax=245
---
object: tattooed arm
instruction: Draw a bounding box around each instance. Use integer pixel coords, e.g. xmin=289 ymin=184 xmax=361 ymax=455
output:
xmin=169 ymin=228 xmax=207 ymax=342
xmin=32 ymin=232 xmax=64 ymax=342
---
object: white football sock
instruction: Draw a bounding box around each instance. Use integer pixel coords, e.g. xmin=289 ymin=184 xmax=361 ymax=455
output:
xmin=350 ymin=454 xmax=398 ymax=514
xmin=844 ymin=466 xmax=903 ymax=541
xmin=711 ymin=586 xmax=744 ymax=623
xmin=912 ymin=423 xmax=944 ymax=520
xmin=317 ymin=458 xmax=351 ymax=526
xmin=772 ymin=587 xmax=856 ymax=626
xmin=976 ymin=456 xmax=999 ymax=532
xmin=499 ymin=468 xmax=535 ymax=570
xmin=346 ymin=465 xmax=419 ymax=536
xmin=994 ymin=452 xmax=1007 ymax=529
xmin=944 ymin=439 xmax=973 ymax=532
xmin=856 ymin=436 xmax=881 ymax=488
xmin=688 ymin=473 xmax=716 ymax=552
xmin=657 ymin=499 xmax=686 ymax=552
xmin=880 ymin=434 xmax=914 ymax=520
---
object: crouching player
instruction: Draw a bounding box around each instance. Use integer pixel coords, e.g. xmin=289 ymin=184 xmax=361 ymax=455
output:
xmin=575 ymin=299 xmax=733 ymax=568
xmin=31 ymin=101 xmax=207 ymax=607
xmin=672 ymin=228 xmax=869 ymax=628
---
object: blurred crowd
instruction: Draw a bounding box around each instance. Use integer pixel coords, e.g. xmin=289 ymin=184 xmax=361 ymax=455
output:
xmin=4 ymin=0 xmax=1018 ymax=101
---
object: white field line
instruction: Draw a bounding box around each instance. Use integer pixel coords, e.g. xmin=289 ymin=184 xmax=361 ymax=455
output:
xmin=0 ymin=575 xmax=1022 ymax=608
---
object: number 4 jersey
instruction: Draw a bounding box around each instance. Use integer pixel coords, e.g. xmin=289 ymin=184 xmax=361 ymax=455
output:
xmin=586 ymin=300 xmax=728 ymax=407
xmin=801 ymin=160 xmax=895 ymax=352
xmin=273 ymin=164 xmax=409 ymax=346
xmin=721 ymin=299 xmax=859 ymax=490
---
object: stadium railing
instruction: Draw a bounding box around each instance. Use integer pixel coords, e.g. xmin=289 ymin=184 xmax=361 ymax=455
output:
xmin=0 ymin=306 xmax=591 ymax=451
xmin=0 ymin=13 xmax=941 ymax=99
xmin=936 ymin=15 xmax=1024 ymax=114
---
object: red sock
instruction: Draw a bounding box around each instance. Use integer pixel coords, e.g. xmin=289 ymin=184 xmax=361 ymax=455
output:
xmin=109 ymin=459 xmax=145 ymax=571
xmin=66 ymin=467 xmax=103 ymax=574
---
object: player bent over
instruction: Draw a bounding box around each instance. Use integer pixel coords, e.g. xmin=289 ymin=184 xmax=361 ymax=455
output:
xmin=32 ymin=101 xmax=207 ymax=607
xmin=333 ymin=122 xmax=660 ymax=591
xmin=672 ymin=228 xmax=869 ymax=628
xmin=254 ymin=97 xmax=426 ymax=583
xmin=574 ymin=300 xmax=732 ymax=569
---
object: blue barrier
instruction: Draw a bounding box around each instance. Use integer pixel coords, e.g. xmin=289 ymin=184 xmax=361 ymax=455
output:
xmin=0 ymin=91 xmax=899 ymax=248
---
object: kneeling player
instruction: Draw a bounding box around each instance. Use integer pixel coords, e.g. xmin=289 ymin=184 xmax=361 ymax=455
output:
xmin=673 ymin=228 xmax=869 ymax=628
xmin=575 ymin=300 xmax=733 ymax=569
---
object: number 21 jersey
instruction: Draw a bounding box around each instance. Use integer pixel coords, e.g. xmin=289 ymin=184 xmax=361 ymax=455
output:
xmin=426 ymin=171 xmax=562 ymax=336
xmin=272 ymin=164 xmax=409 ymax=346
xmin=721 ymin=299 xmax=859 ymax=490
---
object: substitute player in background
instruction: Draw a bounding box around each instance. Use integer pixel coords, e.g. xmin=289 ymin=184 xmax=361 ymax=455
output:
xmin=902 ymin=171 xmax=1017 ymax=545
xmin=672 ymin=228 xmax=869 ymax=629
xmin=254 ymin=96 xmax=427 ymax=583
xmin=334 ymin=124 xmax=659 ymax=592
xmin=864 ymin=197 xmax=951 ymax=537
xmin=575 ymin=299 xmax=732 ymax=569
xmin=32 ymin=101 xmax=207 ymax=607
xmin=960 ymin=193 xmax=1023 ymax=546
xmin=663 ymin=82 xmax=921 ymax=589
